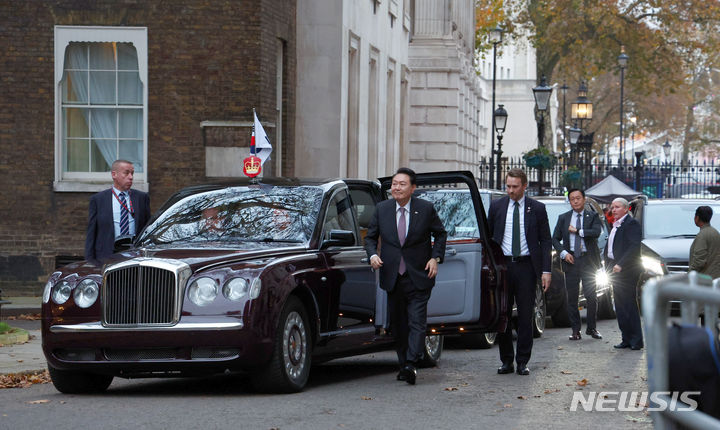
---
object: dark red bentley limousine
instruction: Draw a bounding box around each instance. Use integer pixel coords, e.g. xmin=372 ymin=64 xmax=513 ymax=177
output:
xmin=42 ymin=171 xmax=507 ymax=393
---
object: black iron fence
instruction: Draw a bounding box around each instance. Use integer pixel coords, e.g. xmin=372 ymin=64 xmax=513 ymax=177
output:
xmin=478 ymin=157 xmax=720 ymax=198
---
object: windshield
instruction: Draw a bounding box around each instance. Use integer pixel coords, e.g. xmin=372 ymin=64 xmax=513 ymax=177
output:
xmin=643 ymin=203 xmax=720 ymax=238
xmin=543 ymin=202 xmax=571 ymax=234
xmin=137 ymin=185 xmax=324 ymax=246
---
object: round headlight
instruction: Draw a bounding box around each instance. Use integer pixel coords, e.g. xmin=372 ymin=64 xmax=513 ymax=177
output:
xmin=43 ymin=280 xmax=53 ymax=304
xmin=52 ymin=280 xmax=72 ymax=304
xmin=188 ymin=277 xmax=219 ymax=306
xmin=223 ymin=278 xmax=249 ymax=301
xmin=74 ymin=279 xmax=99 ymax=308
xmin=249 ymin=277 xmax=262 ymax=299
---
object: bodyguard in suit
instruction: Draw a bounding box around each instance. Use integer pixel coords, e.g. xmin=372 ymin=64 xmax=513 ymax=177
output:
xmin=85 ymin=160 xmax=151 ymax=261
xmin=552 ymin=188 xmax=603 ymax=341
xmin=604 ymin=197 xmax=643 ymax=350
xmin=489 ymin=168 xmax=552 ymax=376
xmin=364 ymin=167 xmax=447 ymax=385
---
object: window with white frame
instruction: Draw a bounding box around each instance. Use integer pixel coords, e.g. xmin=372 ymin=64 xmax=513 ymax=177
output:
xmin=54 ymin=26 xmax=148 ymax=192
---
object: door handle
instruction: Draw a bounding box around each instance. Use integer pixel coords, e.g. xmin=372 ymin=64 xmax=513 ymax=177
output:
xmin=446 ymin=249 xmax=457 ymax=257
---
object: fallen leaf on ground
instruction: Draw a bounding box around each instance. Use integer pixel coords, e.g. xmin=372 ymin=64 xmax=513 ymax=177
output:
xmin=0 ymin=370 xmax=51 ymax=389
xmin=561 ymin=370 xmax=573 ymax=374
xmin=444 ymin=387 xmax=458 ymax=391
xmin=543 ymin=389 xmax=561 ymax=394
xmin=360 ymin=396 xmax=372 ymax=400
xmin=577 ymin=379 xmax=588 ymax=386
xmin=503 ymin=403 xmax=513 ymax=408
xmin=517 ymin=395 xmax=527 ymax=400
xmin=26 ymin=399 xmax=49 ymax=404
xmin=557 ymin=346 xmax=564 ymax=350
xmin=8 ymin=313 xmax=41 ymax=321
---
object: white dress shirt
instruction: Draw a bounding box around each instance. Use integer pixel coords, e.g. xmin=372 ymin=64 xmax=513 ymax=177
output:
xmin=501 ymin=196 xmax=529 ymax=257
xmin=560 ymin=210 xmax=587 ymax=260
xmin=112 ymin=186 xmax=136 ymax=238
xmin=607 ymin=213 xmax=629 ymax=260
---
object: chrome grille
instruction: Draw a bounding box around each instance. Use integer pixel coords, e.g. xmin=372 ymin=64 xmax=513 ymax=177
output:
xmin=667 ymin=262 xmax=689 ymax=274
xmin=103 ymin=263 xmax=178 ymax=326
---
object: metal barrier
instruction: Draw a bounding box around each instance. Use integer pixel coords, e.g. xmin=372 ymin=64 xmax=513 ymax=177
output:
xmin=642 ymin=272 xmax=720 ymax=429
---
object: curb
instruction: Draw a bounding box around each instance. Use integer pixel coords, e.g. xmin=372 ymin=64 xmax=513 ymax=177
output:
xmin=0 ymin=327 xmax=30 ymax=345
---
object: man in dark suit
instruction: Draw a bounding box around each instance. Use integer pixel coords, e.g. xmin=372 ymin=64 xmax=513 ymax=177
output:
xmin=552 ymin=188 xmax=603 ymax=341
xmin=604 ymin=197 xmax=643 ymax=350
xmin=85 ymin=160 xmax=151 ymax=261
xmin=488 ymin=168 xmax=551 ymax=376
xmin=364 ymin=167 xmax=447 ymax=385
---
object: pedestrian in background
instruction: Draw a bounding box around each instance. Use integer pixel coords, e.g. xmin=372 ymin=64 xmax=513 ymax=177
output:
xmin=488 ymin=168 xmax=552 ymax=376
xmin=364 ymin=167 xmax=447 ymax=385
xmin=604 ymin=197 xmax=643 ymax=350
xmin=552 ymin=188 xmax=603 ymax=341
xmin=85 ymin=160 xmax=151 ymax=261
xmin=689 ymin=206 xmax=720 ymax=279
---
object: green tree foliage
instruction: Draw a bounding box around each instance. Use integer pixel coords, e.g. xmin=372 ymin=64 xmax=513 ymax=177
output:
xmin=476 ymin=0 xmax=720 ymax=162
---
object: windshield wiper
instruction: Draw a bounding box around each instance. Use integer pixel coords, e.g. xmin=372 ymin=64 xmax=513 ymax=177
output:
xmin=660 ymin=234 xmax=696 ymax=239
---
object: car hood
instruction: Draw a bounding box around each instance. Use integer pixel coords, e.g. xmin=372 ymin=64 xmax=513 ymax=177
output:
xmin=641 ymin=238 xmax=693 ymax=261
xmin=68 ymin=242 xmax=308 ymax=275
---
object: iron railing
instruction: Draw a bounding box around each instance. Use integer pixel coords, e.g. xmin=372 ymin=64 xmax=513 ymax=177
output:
xmin=478 ymin=157 xmax=720 ymax=198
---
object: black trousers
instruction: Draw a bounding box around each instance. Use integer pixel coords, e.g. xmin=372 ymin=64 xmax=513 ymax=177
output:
xmin=498 ymin=258 xmax=536 ymax=366
xmin=563 ymin=255 xmax=598 ymax=332
xmin=388 ymin=273 xmax=431 ymax=366
xmin=607 ymin=259 xmax=643 ymax=348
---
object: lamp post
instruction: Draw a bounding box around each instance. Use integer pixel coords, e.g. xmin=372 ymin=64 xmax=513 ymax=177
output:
xmin=569 ymin=123 xmax=581 ymax=164
xmin=630 ymin=115 xmax=636 ymax=164
xmin=560 ymin=82 xmax=569 ymax=154
xmin=570 ymin=80 xmax=593 ymax=168
xmin=533 ymin=75 xmax=553 ymax=196
xmin=493 ymin=104 xmax=508 ymax=189
xmin=618 ymin=46 xmax=629 ymax=166
xmin=578 ymin=132 xmax=594 ymax=189
xmin=663 ymin=138 xmax=672 ymax=162
xmin=488 ymin=26 xmax=503 ymax=189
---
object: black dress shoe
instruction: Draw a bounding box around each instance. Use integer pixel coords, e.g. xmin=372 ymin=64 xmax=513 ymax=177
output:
xmin=398 ymin=364 xmax=416 ymax=385
xmin=497 ymin=362 xmax=514 ymax=374
xmin=516 ymin=364 xmax=530 ymax=375
xmin=569 ymin=331 xmax=581 ymax=340
xmin=586 ymin=329 xmax=602 ymax=339
xmin=614 ymin=342 xmax=630 ymax=349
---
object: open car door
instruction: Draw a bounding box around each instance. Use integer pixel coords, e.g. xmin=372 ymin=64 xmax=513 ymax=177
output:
xmin=376 ymin=171 xmax=507 ymax=336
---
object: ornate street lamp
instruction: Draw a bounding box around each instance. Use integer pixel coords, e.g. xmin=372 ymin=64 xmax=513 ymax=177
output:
xmin=663 ymin=139 xmax=672 ymax=159
xmin=618 ymin=46 xmax=629 ymax=166
xmin=532 ymin=76 xmax=553 ymax=196
xmin=493 ymin=104 xmax=508 ymax=189
xmin=568 ymin=123 xmax=581 ymax=164
xmin=570 ymin=81 xmax=593 ymax=127
xmin=630 ymin=115 xmax=637 ymax=161
xmin=488 ymin=26 xmax=503 ymax=189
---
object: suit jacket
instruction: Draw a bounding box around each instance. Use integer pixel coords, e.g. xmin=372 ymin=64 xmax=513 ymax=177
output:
xmin=689 ymin=224 xmax=720 ymax=279
xmin=364 ymin=197 xmax=447 ymax=292
xmin=84 ymin=188 xmax=151 ymax=261
xmin=604 ymin=215 xmax=642 ymax=271
xmin=552 ymin=208 xmax=602 ymax=269
xmin=488 ymin=195 xmax=552 ymax=277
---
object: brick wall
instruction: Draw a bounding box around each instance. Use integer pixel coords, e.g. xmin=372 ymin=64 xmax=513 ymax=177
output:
xmin=0 ymin=0 xmax=296 ymax=295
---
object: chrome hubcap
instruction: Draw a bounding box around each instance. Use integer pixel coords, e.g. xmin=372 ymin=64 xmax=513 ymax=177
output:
xmin=425 ymin=335 xmax=441 ymax=355
xmin=283 ymin=311 xmax=306 ymax=380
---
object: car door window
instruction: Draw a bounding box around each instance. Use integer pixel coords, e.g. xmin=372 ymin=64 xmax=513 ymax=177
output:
xmin=322 ymin=190 xmax=357 ymax=242
xmin=349 ymin=188 xmax=377 ymax=243
xmin=413 ymin=190 xmax=479 ymax=240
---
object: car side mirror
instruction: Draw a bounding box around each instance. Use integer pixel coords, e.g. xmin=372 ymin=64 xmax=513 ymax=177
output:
xmin=114 ymin=235 xmax=134 ymax=253
xmin=321 ymin=229 xmax=355 ymax=249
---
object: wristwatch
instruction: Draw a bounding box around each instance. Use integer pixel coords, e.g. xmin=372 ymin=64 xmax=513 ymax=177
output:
xmin=435 ymin=257 xmax=441 ymax=263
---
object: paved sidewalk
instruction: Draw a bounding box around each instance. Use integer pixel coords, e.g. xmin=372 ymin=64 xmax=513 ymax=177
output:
xmin=1 ymin=296 xmax=44 ymax=375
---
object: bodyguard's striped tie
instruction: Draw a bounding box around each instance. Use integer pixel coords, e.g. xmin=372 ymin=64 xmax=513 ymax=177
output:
xmin=119 ymin=192 xmax=129 ymax=235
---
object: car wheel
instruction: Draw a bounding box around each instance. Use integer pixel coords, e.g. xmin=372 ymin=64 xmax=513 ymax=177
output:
xmin=460 ymin=332 xmax=496 ymax=349
xmin=597 ymin=287 xmax=616 ymax=319
xmin=533 ymin=284 xmax=546 ymax=338
xmin=252 ymin=296 xmax=311 ymax=393
xmin=417 ymin=335 xmax=443 ymax=368
xmin=48 ymin=365 xmax=113 ymax=394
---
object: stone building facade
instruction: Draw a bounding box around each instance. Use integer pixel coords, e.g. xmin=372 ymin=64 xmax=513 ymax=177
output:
xmin=0 ymin=0 xmax=296 ymax=295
